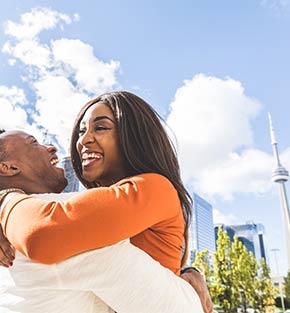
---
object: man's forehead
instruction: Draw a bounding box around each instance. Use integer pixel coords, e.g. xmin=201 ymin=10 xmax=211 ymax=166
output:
xmin=1 ymin=130 xmax=32 ymax=139
xmin=0 ymin=131 xmax=35 ymax=147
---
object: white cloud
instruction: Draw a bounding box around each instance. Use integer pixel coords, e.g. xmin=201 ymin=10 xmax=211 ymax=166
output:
xmin=0 ymin=85 xmax=27 ymax=106
xmin=4 ymin=7 xmax=75 ymax=40
xmin=51 ymin=39 xmax=120 ymax=94
xmin=0 ymin=98 xmax=27 ymax=129
xmin=3 ymin=40 xmax=51 ymax=68
xmin=33 ymin=75 xmax=90 ymax=152
xmin=167 ymin=74 xmax=277 ymax=199
xmin=0 ymin=85 xmax=28 ymax=129
xmin=198 ymin=149 xmax=273 ymax=199
xmin=2 ymin=7 xmax=121 ymax=154
xmin=260 ymin=0 xmax=290 ymax=14
xmin=0 ymin=86 xmax=45 ymax=141
xmin=213 ymin=209 xmax=238 ymax=225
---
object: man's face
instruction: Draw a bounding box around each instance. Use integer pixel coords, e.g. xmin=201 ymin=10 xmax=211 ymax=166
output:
xmin=0 ymin=130 xmax=67 ymax=193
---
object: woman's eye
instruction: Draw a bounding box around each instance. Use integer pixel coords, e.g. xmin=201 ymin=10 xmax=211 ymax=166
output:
xmin=95 ymin=126 xmax=110 ymax=131
xmin=78 ymin=128 xmax=86 ymax=136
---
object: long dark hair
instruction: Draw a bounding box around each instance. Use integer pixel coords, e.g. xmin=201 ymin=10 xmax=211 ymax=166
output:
xmin=70 ymin=91 xmax=192 ymax=267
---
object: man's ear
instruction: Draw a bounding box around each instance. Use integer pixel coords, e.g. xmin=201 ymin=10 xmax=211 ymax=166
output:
xmin=0 ymin=162 xmax=20 ymax=177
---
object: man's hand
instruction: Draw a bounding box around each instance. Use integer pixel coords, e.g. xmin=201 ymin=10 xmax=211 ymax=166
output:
xmin=180 ymin=268 xmax=213 ymax=313
xmin=0 ymin=225 xmax=14 ymax=267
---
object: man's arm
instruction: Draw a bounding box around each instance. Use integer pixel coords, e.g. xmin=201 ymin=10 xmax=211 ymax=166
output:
xmin=0 ymin=225 xmax=14 ymax=267
xmin=181 ymin=269 xmax=213 ymax=313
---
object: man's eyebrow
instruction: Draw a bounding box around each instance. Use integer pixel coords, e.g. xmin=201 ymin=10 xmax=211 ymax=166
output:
xmin=26 ymin=135 xmax=36 ymax=142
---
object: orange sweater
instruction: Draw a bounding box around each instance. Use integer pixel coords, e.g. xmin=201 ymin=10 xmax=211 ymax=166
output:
xmin=0 ymin=173 xmax=185 ymax=274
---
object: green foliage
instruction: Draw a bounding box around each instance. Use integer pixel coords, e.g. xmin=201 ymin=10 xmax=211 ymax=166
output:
xmin=192 ymin=249 xmax=212 ymax=282
xmin=231 ymin=236 xmax=258 ymax=312
xmin=285 ymin=271 xmax=290 ymax=303
xmin=192 ymin=249 xmax=215 ymax=295
xmin=251 ymin=258 xmax=277 ymax=312
xmin=203 ymin=227 xmax=277 ymax=312
xmin=212 ymin=227 xmax=240 ymax=312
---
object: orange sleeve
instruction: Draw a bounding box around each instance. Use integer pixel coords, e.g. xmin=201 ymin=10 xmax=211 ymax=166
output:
xmin=0 ymin=173 xmax=180 ymax=264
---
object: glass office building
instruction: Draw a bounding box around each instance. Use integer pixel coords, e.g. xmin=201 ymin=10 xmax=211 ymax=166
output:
xmin=187 ymin=193 xmax=216 ymax=265
xmin=61 ymin=156 xmax=79 ymax=192
xmin=215 ymin=222 xmax=268 ymax=264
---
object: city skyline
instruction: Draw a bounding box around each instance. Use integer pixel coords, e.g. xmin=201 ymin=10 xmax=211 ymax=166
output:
xmin=0 ymin=1 xmax=290 ymax=275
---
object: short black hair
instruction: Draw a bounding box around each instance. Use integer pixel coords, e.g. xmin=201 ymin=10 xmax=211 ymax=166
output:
xmin=0 ymin=129 xmax=7 ymax=161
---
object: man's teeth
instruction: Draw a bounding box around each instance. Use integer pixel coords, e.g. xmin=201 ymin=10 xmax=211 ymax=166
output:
xmin=82 ymin=153 xmax=102 ymax=160
xmin=50 ymin=159 xmax=59 ymax=166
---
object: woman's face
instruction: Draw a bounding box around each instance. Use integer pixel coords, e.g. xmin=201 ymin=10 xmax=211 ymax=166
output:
xmin=76 ymin=101 xmax=127 ymax=186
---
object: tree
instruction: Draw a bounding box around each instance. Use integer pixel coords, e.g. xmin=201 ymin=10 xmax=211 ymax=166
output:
xmin=201 ymin=227 xmax=277 ymax=312
xmin=192 ymin=249 xmax=213 ymax=284
xmin=254 ymin=258 xmax=276 ymax=312
xmin=284 ymin=271 xmax=290 ymax=304
xmin=212 ymin=227 xmax=240 ymax=312
xmin=231 ymin=236 xmax=258 ymax=312
xmin=192 ymin=249 xmax=214 ymax=296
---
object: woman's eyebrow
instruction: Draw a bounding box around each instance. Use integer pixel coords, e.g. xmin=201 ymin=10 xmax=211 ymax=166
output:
xmin=93 ymin=116 xmax=115 ymax=123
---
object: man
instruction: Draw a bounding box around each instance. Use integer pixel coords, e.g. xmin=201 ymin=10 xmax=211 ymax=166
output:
xmin=0 ymin=129 xmax=213 ymax=313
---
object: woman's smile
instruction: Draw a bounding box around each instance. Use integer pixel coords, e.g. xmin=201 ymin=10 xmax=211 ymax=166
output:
xmin=76 ymin=101 xmax=127 ymax=186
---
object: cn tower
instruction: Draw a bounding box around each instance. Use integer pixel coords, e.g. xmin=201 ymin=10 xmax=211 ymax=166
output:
xmin=268 ymin=113 xmax=290 ymax=271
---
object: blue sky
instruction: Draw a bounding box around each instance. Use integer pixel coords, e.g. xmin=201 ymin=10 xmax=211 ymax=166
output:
xmin=0 ymin=0 xmax=290 ymax=275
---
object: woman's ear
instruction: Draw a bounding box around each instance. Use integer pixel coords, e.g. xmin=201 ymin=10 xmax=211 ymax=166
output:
xmin=0 ymin=162 xmax=20 ymax=177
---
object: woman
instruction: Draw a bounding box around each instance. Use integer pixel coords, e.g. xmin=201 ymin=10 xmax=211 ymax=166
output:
xmin=70 ymin=90 xmax=191 ymax=273
xmin=0 ymin=91 xmax=212 ymax=312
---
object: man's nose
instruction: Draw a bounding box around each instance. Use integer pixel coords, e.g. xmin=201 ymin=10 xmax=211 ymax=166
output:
xmin=46 ymin=144 xmax=57 ymax=154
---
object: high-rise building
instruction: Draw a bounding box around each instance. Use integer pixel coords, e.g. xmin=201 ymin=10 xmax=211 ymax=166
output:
xmin=61 ymin=156 xmax=79 ymax=192
xmin=187 ymin=193 xmax=216 ymax=265
xmin=215 ymin=221 xmax=269 ymax=264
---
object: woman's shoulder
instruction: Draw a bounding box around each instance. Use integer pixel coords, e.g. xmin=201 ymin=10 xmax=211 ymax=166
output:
xmin=116 ymin=173 xmax=177 ymax=195
xmin=118 ymin=173 xmax=173 ymax=185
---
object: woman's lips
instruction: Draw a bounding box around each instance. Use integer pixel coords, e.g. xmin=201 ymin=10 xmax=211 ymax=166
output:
xmin=82 ymin=158 xmax=102 ymax=167
xmin=82 ymin=152 xmax=103 ymax=168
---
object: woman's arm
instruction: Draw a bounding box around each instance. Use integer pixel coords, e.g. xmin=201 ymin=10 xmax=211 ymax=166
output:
xmin=0 ymin=173 xmax=181 ymax=264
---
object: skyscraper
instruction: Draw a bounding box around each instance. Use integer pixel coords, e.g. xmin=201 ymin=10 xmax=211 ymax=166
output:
xmin=187 ymin=193 xmax=216 ymax=264
xmin=61 ymin=156 xmax=79 ymax=192
xmin=215 ymin=221 xmax=269 ymax=264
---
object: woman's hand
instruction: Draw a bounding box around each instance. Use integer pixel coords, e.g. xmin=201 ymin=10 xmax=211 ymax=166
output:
xmin=0 ymin=225 xmax=14 ymax=267
xmin=180 ymin=268 xmax=213 ymax=313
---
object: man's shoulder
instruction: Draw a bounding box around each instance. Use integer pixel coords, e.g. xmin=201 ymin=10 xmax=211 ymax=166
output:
xmin=33 ymin=192 xmax=79 ymax=201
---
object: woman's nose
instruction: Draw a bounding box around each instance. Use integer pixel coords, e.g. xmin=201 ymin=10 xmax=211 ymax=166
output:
xmin=79 ymin=131 xmax=95 ymax=146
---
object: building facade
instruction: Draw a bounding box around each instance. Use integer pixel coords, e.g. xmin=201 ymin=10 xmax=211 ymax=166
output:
xmin=187 ymin=193 xmax=216 ymax=265
xmin=215 ymin=221 xmax=268 ymax=264
xmin=61 ymin=156 xmax=79 ymax=192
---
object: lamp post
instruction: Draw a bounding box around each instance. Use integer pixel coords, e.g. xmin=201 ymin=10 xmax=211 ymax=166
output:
xmin=271 ymin=248 xmax=285 ymax=312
